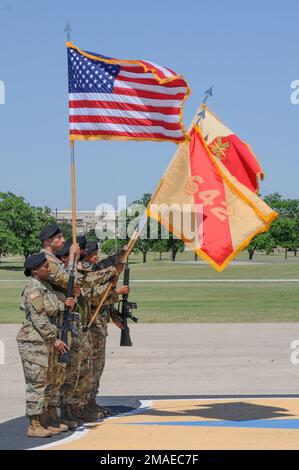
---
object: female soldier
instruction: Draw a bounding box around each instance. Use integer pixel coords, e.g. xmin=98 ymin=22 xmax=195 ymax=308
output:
xmin=16 ymin=253 xmax=75 ymax=437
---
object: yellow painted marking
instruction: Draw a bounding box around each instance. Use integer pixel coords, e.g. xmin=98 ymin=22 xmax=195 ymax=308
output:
xmin=50 ymin=399 xmax=299 ymax=450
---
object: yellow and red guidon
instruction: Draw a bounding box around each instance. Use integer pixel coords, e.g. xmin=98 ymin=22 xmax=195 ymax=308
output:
xmin=189 ymin=126 xmax=276 ymax=271
xmin=148 ymin=124 xmax=277 ymax=272
xmin=199 ymin=105 xmax=264 ymax=194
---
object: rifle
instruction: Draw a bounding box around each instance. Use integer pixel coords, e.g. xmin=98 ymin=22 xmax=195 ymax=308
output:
xmin=92 ymin=246 xmax=127 ymax=271
xmin=118 ymin=262 xmax=138 ymax=346
xmin=58 ymin=257 xmax=79 ymax=364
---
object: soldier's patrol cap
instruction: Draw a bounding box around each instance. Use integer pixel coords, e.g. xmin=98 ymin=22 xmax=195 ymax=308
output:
xmin=56 ymin=240 xmax=72 ymax=258
xmin=85 ymin=240 xmax=98 ymax=256
xmin=77 ymin=234 xmax=87 ymax=249
xmin=39 ymin=223 xmax=62 ymax=241
xmin=24 ymin=253 xmax=47 ymax=276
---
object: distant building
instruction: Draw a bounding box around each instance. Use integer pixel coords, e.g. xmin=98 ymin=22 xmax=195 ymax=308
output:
xmin=51 ymin=209 xmax=117 ymax=235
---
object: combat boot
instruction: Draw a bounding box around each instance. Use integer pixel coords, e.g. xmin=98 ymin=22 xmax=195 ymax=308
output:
xmin=87 ymin=397 xmax=101 ymax=412
xmin=27 ymin=415 xmax=53 ymax=438
xmin=71 ymin=404 xmax=99 ymax=423
xmin=60 ymin=404 xmax=80 ymax=428
xmin=98 ymin=406 xmax=111 ymax=417
xmin=48 ymin=406 xmax=69 ymax=432
xmin=40 ymin=411 xmax=61 ymax=435
xmin=87 ymin=405 xmax=105 ymax=420
xmin=87 ymin=397 xmax=110 ymax=417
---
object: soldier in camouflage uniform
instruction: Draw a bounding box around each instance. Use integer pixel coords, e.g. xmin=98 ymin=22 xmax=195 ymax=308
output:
xmin=39 ymin=224 xmax=125 ymax=424
xmin=80 ymin=241 xmax=129 ymax=418
xmin=40 ymin=224 xmax=81 ymax=428
xmin=75 ymin=245 xmax=121 ymax=419
xmin=16 ymin=253 xmax=75 ymax=438
xmin=56 ymin=241 xmax=99 ymax=423
xmin=54 ymin=234 xmax=118 ymax=422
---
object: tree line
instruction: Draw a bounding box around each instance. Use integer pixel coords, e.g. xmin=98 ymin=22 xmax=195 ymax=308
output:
xmin=103 ymin=192 xmax=299 ymax=262
xmin=0 ymin=192 xmax=55 ymax=262
xmin=247 ymin=193 xmax=299 ymax=260
xmin=0 ymin=191 xmax=298 ymax=263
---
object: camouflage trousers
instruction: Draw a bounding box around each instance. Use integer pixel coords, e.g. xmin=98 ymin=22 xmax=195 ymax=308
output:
xmin=60 ymin=330 xmax=82 ymax=406
xmin=45 ymin=347 xmax=67 ymax=408
xmin=88 ymin=314 xmax=108 ymax=400
xmin=17 ymin=339 xmax=50 ymax=417
xmin=73 ymin=330 xmax=93 ymax=405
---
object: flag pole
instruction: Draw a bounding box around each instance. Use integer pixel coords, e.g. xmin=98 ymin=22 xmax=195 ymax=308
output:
xmin=65 ymin=22 xmax=77 ymax=245
xmin=85 ymin=181 xmax=163 ymax=330
xmin=64 ymin=21 xmax=72 ymax=42
xmin=124 ymin=85 xmax=214 ymax=253
xmin=194 ymin=86 xmax=213 ymax=126
xmin=86 ymin=88 xmax=214 ymax=329
xmin=70 ymin=140 xmax=77 ymax=244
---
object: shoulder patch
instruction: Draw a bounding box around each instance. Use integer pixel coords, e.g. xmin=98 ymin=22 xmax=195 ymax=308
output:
xmin=48 ymin=260 xmax=59 ymax=273
xmin=29 ymin=294 xmax=44 ymax=313
xmin=29 ymin=291 xmax=40 ymax=300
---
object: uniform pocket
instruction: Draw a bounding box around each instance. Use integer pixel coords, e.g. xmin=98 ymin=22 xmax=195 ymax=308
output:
xmin=18 ymin=341 xmax=49 ymax=367
xmin=16 ymin=322 xmax=44 ymax=345
xmin=43 ymin=292 xmax=60 ymax=316
xmin=22 ymin=361 xmax=47 ymax=383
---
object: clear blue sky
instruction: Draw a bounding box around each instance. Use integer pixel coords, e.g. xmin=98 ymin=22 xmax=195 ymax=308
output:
xmin=0 ymin=0 xmax=298 ymax=211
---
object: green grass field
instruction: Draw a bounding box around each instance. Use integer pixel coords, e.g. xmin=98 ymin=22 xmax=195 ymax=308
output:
xmin=0 ymin=251 xmax=299 ymax=323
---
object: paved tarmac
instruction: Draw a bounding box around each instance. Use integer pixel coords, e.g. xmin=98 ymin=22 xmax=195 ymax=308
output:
xmin=1 ymin=323 xmax=299 ymax=449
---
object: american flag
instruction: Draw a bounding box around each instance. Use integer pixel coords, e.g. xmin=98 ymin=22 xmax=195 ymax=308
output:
xmin=67 ymin=43 xmax=190 ymax=143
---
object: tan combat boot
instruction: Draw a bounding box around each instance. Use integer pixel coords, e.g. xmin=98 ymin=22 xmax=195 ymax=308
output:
xmin=27 ymin=415 xmax=53 ymax=438
xmin=40 ymin=410 xmax=61 ymax=435
xmin=48 ymin=406 xmax=68 ymax=432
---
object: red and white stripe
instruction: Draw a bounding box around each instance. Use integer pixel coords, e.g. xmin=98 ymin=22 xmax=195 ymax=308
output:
xmin=69 ymin=60 xmax=189 ymax=143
